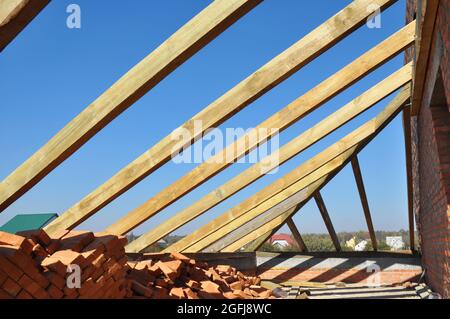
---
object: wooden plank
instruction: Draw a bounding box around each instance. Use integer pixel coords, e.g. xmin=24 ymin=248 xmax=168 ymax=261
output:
xmin=0 ymin=0 xmax=50 ymax=52
xmin=193 ymin=150 xmax=356 ymax=253
xmin=0 ymin=0 xmax=262 ymax=214
xmin=224 ymin=164 xmax=346 ymax=252
xmin=242 ymin=229 xmax=274 ymax=252
xmin=402 ymin=107 xmax=415 ymax=250
xmin=223 ymin=208 xmax=302 ymax=253
xmin=351 ymin=156 xmax=378 ymax=250
xmin=109 ymin=21 xmax=415 ymax=236
xmin=165 ymin=87 xmax=410 ymax=252
xmin=411 ymin=0 xmax=439 ymax=115
xmin=126 ymin=63 xmax=412 ymax=252
xmin=314 ymin=192 xmax=341 ymax=252
xmin=286 ymin=217 xmax=308 ymax=252
xmin=44 ymin=0 xmax=396 ymax=235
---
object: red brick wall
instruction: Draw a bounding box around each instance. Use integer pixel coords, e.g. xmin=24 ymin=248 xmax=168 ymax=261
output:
xmin=406 ymin=0 xmax=450 ymax=298
xmin=417 ymin=104 xmax=450 ymax=298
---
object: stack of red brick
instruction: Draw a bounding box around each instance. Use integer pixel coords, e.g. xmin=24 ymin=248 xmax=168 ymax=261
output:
xmin=0 ymin=229 xmax=274 ymax=299
xmin=0 ymin=230 xmax=129 ymax=299
xmin=128 ymin=252 xmax=275 ymax=299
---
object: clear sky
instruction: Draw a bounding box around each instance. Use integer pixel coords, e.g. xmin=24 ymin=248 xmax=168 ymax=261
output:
xmin=0 ymin=0 xmax=410 ymax=236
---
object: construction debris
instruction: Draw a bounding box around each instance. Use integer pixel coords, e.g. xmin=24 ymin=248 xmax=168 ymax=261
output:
xmin=0 ymin=230 xmax=274 ymax=299
xmin=127 ymin=252 xmax=275 ymax=299
xmin=0 ymin=230 xmax=131 ymax=299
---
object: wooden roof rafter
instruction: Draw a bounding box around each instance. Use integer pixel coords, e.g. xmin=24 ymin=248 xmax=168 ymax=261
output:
xmin=42 ymin=0 xmax=408 ymax=236
xmin=351 ymin=156 xmax=378 ymax=250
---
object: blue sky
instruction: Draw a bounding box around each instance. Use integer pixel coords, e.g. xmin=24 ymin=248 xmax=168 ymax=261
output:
xmin=0 ymin=0 xmax=411 ymax=236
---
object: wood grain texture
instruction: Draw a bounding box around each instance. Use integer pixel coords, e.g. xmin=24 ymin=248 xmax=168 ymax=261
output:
xmin=127 ymin=65 xmax=412 ymax=252
xmin=0 ymin=0 xmax=50 ymax=52
xmin=314 ymin=192 xmax=341 ymax=251
xmin=48 ymin=0 xmax=394 ymax=235
xmin=165 ymin=86 xmax=410 ymax=252
xmin=1 ymin=0 xmax=262 ymax=215
xmin=112 ymin=19 xmax=415 ymax=237
xmin=351 ymin=156 xmax=378 ymax=250
xmin=411 ymin=0 xmax=439 ymax=115
xmin=286 ymin=217 xmax=308 ymax=252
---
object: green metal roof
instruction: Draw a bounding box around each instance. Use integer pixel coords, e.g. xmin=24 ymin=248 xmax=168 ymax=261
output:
xmin=0 ymin=213 xmax=58 ymax=234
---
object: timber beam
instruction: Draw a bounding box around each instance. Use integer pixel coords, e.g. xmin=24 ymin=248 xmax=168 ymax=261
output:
xmin=1 ymin=0 xmax=262 ymax=215
xmin=351 ymin=156 xmax=378 ymax=250
xmin=164 ymin=87 xmax=411 ymax=253
xmin=126 ymin=62 xmax=412 ymax=252
xmin=314 ymin=192 xmax=341 ymax=252
xmin=0 ymin=0 xmax=50 ymax=52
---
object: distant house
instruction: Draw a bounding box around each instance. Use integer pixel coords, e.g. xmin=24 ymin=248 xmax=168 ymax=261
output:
xmin=386 ymin=236 xmax=404 ymax=250
xmin=354 ymin=240 xmax=368 ymax=251
xmin=270 ymin=234 xmax=294 ymax=248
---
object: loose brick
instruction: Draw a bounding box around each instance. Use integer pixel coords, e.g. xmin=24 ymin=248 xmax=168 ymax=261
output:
xmin=170 ymin=287 xmax=185 ymax=299
xmin=223 ymin=291 xmax=239 ymax=299
xmin=17 ymin=229 xmax=51 ymax=247
xmin=156 ymin=260 xmax=180 ymax=281
xmin=2 ymin=278 xmax=21 ymax=297
xmin=183 ymin=288 xmax=199 ymax=299
xmin=43 ymin=270 xmax=66 ymax=290
xmin=0 ymin=232 xmax=34 ymax=254
xmin=18 ymin=274 xmax=51 ymax=299
xmin=185 ymin=279 xmax=201 ymax=290
xmin=55 ymin=249 xmax=87 ymax=266
xmin=200 ymin=280 xmax=221 ymax=295
xmin=60 ymin=231 xmax=95 ymax=252
xmin=17 ymin=289 xmax=33 ymax=299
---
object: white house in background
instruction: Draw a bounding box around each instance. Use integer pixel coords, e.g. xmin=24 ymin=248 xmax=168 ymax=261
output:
xmin=354 ymin=240 xmax=368 ymax=251
xmin=270 ymin=234 xmax=295 ymax=248
xmin=386 ymin=236 xmax=404 ymax=250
